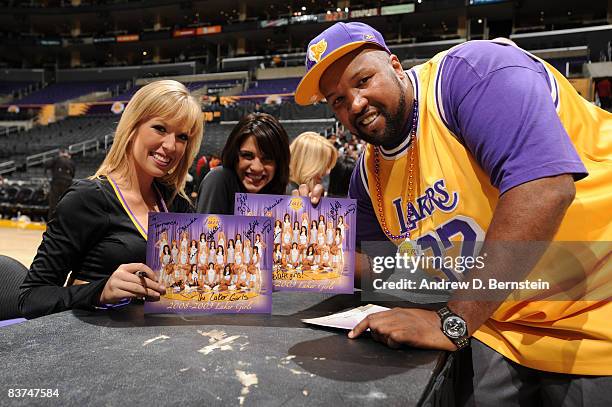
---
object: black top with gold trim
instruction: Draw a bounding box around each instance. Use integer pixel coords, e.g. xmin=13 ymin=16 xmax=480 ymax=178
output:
xmin=19 ymin=176 xmax=192 ymax=319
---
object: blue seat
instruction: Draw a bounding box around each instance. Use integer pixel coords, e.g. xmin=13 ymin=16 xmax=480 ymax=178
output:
xmin=0 ymin=255 xmax=28 ymax=321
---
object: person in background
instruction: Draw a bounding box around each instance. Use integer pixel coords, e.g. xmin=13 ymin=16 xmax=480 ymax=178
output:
xmin=197 ymin=113 xmax=323 ymax=215
xmin=197 ymin=113 xmax=288 ymax=216
xmin=596 ymin=78 xmax=611 ymax=110
xmin=327 ymin=154 xmax=356 ymax=197
xmin=46 ymin=148 xmax=75 ymax=220
xmin=287 ymin=131 xmax=338 ymax=193
xmin=327 ymin=133 xmax=342 ymax=150
xmin=19 ymin=80 xmax=203 ymax=319
xmin=208 ymin=154 xmax=221 ymax=169
xmin=195 ymin=154 xmax=210 ymax=185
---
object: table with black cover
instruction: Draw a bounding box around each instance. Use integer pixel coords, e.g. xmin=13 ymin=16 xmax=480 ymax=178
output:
xmin=1 ymin=292 xmax=453 ymax=406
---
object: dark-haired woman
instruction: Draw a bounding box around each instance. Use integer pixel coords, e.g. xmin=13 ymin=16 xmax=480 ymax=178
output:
xmin=196 ymin=112 xmax=323 ymax=215
xmin=196 ymin=113 xmax=289 ymax=215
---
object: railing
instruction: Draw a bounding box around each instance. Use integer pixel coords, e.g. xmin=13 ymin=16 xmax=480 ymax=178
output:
xmin=104 ymin=134 xmax=115 ymax=150
xmin=26 ymin=149 xmax=58 ymax=168
xmin=69 ymin=138 xmax=100 ymax=156
xmin=25 ymin=136 xmax=108 ymax=170
xmin=322 ymin=122 xmax=342 ymax=138
xmin=0 ymin=160 xmax=16 ymax=175
xmin=0 ymin=126 xmax=19 ymax=137
xmin=220 ymin=118 xmax=336 ymax=125
xmin=510 ymin=24 xmax=612 ymax=39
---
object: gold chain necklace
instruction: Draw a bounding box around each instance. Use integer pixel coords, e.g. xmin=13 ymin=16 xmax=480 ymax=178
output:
xmin=373 ymin=100 xmax=418 ymax=241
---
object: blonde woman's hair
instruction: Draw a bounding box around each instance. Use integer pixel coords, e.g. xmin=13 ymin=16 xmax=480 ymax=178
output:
xmin=289 ymin=132 xmax=338 ymax=190
xmin=93 ymin=80 xmax=203 ymax=203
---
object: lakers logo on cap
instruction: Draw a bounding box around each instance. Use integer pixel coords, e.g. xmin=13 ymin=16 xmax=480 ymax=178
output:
xmin=308 ymin=39 xmax=327 ymax=63
xmin=363 ymin=33 xmax=375 ymax=41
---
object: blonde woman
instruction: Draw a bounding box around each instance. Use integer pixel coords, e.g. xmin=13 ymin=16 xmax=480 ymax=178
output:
xmin=19 ymin=80 xmax=203 ymax=318
xmin=197 ymin=233 xmax=208 ymax=269
xmin=287 ymin=132 xmax=338 ymax=192
xmin=171 ymin=239 xmax=179 ymax=265
xmin=156 ymin=229 xmax=168 ymax=262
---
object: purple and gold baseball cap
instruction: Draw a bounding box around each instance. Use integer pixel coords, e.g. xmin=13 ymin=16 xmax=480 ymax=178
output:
xmin=294 ymin=22 xmax=390 ymax=106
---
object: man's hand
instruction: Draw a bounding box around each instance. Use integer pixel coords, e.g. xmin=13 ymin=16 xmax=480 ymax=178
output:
xmin=291 ymin=183 xmax=325 ymax=206
xmin=348 ymin=307 xmax=457 ymax=351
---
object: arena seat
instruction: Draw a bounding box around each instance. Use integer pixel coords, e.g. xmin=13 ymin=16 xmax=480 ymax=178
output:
xmin=0 ymin=81 xmax=39 ymax=96
xmin=0 ymin=116 xmax=117 ymax=161
xmin=12 ymin=81 xmax=127 ymax=104
xmin=241 ymin=78 xmax=301 ymax=96
xmin=0 ymin=185 xmax=20 ymax=217
xmin=106 ymin=79 xmax=240 ymax=102
xmin=23 ymin=186 xmax=48 ymax=220
xmin=0 ymin=255 xmax=28 ymax=321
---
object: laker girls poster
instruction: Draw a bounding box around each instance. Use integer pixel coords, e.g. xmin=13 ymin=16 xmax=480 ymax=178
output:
xmin=145 ymin=212 xmax=272 ymax=314
xmin=235 ymin=193 xmax=355 ymax=293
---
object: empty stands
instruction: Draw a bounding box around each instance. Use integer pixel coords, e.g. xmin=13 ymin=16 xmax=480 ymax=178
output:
xmin=0 ymin=81 xmax=39 ymax=97
xmin=0 ymin=182 xmax=48 ymax=221
xmin=241 ymin=78 xmax=301 ymax=96
xmin=13 ymin=81 xmax=127 ymax=104
xmin=0 ymin=116 xmax=117 ymax=164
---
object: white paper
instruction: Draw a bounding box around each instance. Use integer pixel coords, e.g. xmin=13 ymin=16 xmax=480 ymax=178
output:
xmin=301 ymin=304 xmax=391 ymax=330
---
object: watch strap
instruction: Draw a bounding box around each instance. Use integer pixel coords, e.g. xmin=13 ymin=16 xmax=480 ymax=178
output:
xmin=436 ymin=306 xmax=452 ymax=319
xmin=453 ymin=336 xmax=470 ymax=350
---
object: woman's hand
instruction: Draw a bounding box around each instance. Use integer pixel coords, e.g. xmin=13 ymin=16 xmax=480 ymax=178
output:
xmin=99 ymin=263 xmax=166 ymax=305
xmin=292 ymin=183 xmax=325 ymax=206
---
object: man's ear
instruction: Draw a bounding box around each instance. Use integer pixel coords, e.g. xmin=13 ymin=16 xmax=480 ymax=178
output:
xmin=389 ymin=54 xmax=405 ymax=80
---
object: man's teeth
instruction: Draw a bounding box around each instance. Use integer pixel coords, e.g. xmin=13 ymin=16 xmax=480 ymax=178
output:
xmin=360 ymin=113 xmax=378 ymax=126
xmin=152 ymin=153 xmax=170 ymax=163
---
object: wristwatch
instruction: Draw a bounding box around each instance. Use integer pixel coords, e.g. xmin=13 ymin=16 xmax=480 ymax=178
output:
xmin=436 ymin=306 xmax=470 ymax=350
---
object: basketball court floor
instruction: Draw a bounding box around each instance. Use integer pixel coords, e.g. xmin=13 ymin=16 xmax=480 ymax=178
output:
xmin=0 ymin=225 xmax=44 ymax=268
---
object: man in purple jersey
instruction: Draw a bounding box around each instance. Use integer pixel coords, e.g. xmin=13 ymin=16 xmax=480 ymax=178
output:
xmin=294 ymin=22 xmax=612 ymax=406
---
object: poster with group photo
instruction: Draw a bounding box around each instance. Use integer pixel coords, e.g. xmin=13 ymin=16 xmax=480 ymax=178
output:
xmin=144 ymin=212 xmax=272 ymax=314
xmin=234 ymin=193 xmax=356 ymax=293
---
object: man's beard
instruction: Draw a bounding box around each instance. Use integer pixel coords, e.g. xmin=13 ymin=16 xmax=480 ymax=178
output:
xmin=354 ymin=77 xmax=407 ymax=149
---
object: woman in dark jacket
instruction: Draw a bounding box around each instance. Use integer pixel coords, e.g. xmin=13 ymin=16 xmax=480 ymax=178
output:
xmin=196 ymin=113 xmax=291 ymax=215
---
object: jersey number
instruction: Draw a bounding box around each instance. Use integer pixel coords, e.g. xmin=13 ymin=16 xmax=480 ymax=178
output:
xmin=416 ymin=216 xmax=485 ymax=281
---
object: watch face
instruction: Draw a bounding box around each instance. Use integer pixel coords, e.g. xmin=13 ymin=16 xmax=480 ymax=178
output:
xmin=443 ymin=316 xmax=467 ymax=338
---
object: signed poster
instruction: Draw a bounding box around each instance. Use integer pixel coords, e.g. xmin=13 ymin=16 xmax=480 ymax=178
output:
xmin=235 ymin=193 xmax=356 ymax=293
xmin=144 ymin=212 xmax=272 ymax=314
